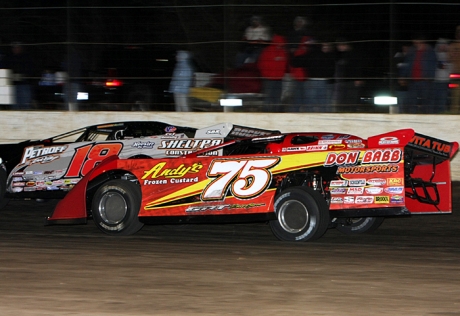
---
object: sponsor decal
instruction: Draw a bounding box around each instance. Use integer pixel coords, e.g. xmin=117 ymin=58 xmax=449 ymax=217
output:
xmin=143 ymin=179 xmax=168 ymax=185
xmin=164 ymin=126 xmax=177 ymax=133
xmin=13 ymin=172 xmax=24 ymax=176
xmin=321 ymin=134 xmax=335 ymax=140
xmin=132 ymin=141 xmax=155 ymax=149
xmin=331 ymin=197 xmax=343 ymax=204
xmin=384 ymin=186 xmax=404 ymax=194
xmin=337 ymin=134 xmax=351 ymax=140
xmin=144 ymin=177 xmax=199 ymax=185
xmin=46 ymin=186 xmax=60 ymax=191
xmin=318 ymin=140 xmax=342 ymax=145
xmin=344 ymin=196 xmax=355 ymax=204
xmin=330 ymin=187 xmax=347 ymax=194
xmin=159 ymin=139 xmax=223 ymax=156
xmin=362 ymin=149 xmax=402 ymax=164
xmin=328 ymin=144 xmax=346 ymax=150
xmin=142 ymin=162 xmax=203 ymax=179
xmin=12 ymin=187 xmax=23 ymax=193
xmin=161 ymin=133 xmax=182 ymax=139
xmin=325 ymin=149 xmax=401 ymax=167
xmin=355 ymin=196 xmax=374 ymax=204
xmin=367 ymin=178 xmax=387 ymax=186
xmin=12 ymin=177 xmax=23 ymax=182
xmin=347 ymin=187 xmax=364 ymax=195
xmin=387 ymin=178 xmax=403 ymax=186
xmin=26 ymin=181 xmax=36 ymax=187
xmin=282 ymin=146 xmax=307 ymax=152
xmin=24 ymin=187 xmax=36 ymax=192
xmin=410 ymin=134 xmax=452 ymax=157
xmin=52 ymin=180 xmax=64 ymax=186
xmin=378 ymin=136 xmax=399 ymax=145
xmin=345 ymin=139 xmax=362 ymax=143
xmin=231 ymin=127 xmax=275 ymax=137
xmin=206 ymin=129 xmax=221 ymax=135
xmin=12 ymin=182 xmax=25 ymax=187
xmin=347 ymin=142 xmax=366 ymax=149
xmin=185 ymin=203 xmax=265 ymax=213
xmin=390 ymin=195 xmax=404 ymax=203
xmin=36 ymin=181 xmax=45 ymax=187
xmin=20 ymin=145 xmax=67 ymax=165
xmin=306 ymin=145 xmax=328 ymax=151
xmin=375 ymin=196 xmax=390 ymax=203
xmin=365 ymin=187 xmax=384 ymax=194
xmin=325 ymin=151 xmax=360 ymax=166
xmin=338 ymin=164 xmax=399 ymax=174
xmin=330 ymin=180 xmax=348 ymax=187
xmin=348 ymin=179 xmax=366 ymax=186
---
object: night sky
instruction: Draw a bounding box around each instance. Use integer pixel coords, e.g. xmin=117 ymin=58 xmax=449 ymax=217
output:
xmin=0 ymin=1 xmax=459 ymax=75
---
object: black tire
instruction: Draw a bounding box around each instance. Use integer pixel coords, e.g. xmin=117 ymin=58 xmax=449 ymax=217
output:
xmin=92 ymin=179 xmax=143 ymax=236
xmin=0 ymin=168 xmax=10 ymax=209
xmin=269 ymin=187 xmax=330 ymax=242
xmin=335 ymin=217 xmax=384 ymax=234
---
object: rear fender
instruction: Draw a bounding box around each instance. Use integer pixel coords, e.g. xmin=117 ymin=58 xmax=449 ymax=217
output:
xmin=404 ymin=133 xmax=459 ymax=214
xmin=45 ymin=155 xmax=120 ymax=224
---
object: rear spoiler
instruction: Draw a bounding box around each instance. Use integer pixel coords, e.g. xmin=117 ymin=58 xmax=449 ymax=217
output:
xmin=407 ymin=133 xmax=458 ymax=160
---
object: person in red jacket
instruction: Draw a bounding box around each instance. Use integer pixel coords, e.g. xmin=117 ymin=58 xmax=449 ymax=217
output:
xmin=257 ymin=34 xmax=288 ymax=112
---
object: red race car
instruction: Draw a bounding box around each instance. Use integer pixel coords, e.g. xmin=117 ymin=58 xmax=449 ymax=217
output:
xmin=46 ymin=125 xmax=458 ymax=241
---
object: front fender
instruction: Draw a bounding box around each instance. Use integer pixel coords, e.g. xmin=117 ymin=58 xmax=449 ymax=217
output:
xmin=45 ymin=155 xmax=121 ymax=225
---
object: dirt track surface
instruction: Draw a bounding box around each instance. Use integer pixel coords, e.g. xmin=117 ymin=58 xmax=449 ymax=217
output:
xmin=1 ymin=183 xmax=460 ymax=316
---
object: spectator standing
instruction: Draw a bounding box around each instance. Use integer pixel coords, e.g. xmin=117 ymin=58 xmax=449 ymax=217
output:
xmin=62 ymin=46 xmax=83 ymax=111
xmin=3 ymin=42 xmax=35 ymax=110
xmin=292 ymin=42 xmax=336 ymax=112
xmin=400 ymin=34 xmax=437 ymax=114
xmin=449 ymin=25 xmax=460 ymax=114
xmin=169 ymin=50 xmax=194 ymax=112
xmin=286 ymin=16 xmax=310 ymax=52
xmin=257 ymin=34 xmax=288 ymax=112
xmin=235 ymin=15 xmax=271 ymax=67
xmin=288 ymin=36 xmax=309 ymax=109
xmin=393 ymin=43 xmax=411 ymax=112
xmin=285 ymin=16 xmax=311 ymax=108
xmin=433 ymin=38 xmax=452 ymax=113
xmin=334 ymin=39 xmax=364 ymax=111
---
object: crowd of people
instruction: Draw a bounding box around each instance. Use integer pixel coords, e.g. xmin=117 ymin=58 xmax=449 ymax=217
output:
xmin=172 ymin=15 xmax=460 ymax=114
xmin=2 ymin=16 xmax=460 ymax=115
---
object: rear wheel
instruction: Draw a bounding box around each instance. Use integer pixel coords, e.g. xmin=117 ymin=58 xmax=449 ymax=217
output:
xmin=335 ymin=217 xmax=384 ymax=234
xmin=92 ymin=179 xmax=143 ymax=236
xmin=269 ymin=187 xmax=330 ymax=242
xmin=0 ymin=168 xmax=9 ymax=209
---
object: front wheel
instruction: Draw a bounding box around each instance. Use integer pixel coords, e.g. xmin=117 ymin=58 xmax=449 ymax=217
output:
xmin=92 ymin=179 xmax=143 ymax=236
xmin=335 ymin=217 xmax=384 ymax=234
xmin=269 ymin=187 xmax=330 ymax=242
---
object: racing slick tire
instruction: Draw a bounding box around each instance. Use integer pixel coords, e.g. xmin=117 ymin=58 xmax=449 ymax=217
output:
xmin=0 ymin=168 xmax=9 ymax=209
xmin=335 ymin=217 xmax=384 ymax=234
xmin=92 ymin=179 xmax=143 ymax=236
xmin=269 ymin=187 xmax=330 ymax=242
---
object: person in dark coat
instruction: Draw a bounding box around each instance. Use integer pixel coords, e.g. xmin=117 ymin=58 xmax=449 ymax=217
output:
xmin=334 ymin=39 xmax=364 ymax=111
xmin=291 ymin=41 xmax=336 ymax=112
xmin=3 ymin=42 xmax=36 ymax=109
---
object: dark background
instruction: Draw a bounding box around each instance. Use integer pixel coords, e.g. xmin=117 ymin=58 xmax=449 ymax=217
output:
xmin=0 ymin=1 xmax=459 ymax=86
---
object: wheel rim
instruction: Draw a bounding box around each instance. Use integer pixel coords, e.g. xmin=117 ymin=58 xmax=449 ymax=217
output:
xmin=97 ymin=192 xmax=127 ymax=225
xmin=278 ymin=200 xmax=309 ymax=233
